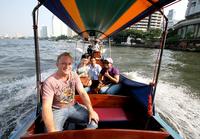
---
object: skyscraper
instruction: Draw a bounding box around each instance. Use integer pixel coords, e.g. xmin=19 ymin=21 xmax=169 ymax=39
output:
xmin=167 ymin=9 xmax=177 ymax=29
xmin=167 ymin=9 xmax=175 ymax=20
xmin=40 ymin=26 xmax=48 ymax=38
xmin=52 ymin=15 xmax=54 ymax=37
xmin=52 ymin=15 xmax=77 ymax=37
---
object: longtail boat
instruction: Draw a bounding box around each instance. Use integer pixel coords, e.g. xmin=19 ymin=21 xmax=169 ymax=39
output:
xmin=10 ymin=0 xmax=183 ymax=139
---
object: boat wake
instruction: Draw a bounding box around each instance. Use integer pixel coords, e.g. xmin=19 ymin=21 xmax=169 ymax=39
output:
xmin=123 ymin=71 xmax=200 ymax=139
xmin=0 ymin=75 xmax=37 ymax=138
xmin=156 ymin=83 xmax=200 ymax=139
xmin=0 ymin=68 xmax=56 ymax=138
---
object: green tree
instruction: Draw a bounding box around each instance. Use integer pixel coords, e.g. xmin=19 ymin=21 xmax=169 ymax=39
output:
xmin=165 ymin=29 xmax=180 ymax=47
xmin=112 ymin=28 xmax=162 ymax=44
xmin=112 ymin=30 xmax=128 ymax=44
xmin=128 ymin=29 xmax=144 ymax=40
xmin=55 ymin=35 xmax=68 ymax=41
xmin=144 ymin=28 xmax=162 ymax=40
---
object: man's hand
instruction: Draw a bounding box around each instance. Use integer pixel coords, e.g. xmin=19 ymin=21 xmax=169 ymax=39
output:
xmin=104 ymin=71 xmax=110 ymax=78
xmin=88 ymin=110 xmax=99 ymax=124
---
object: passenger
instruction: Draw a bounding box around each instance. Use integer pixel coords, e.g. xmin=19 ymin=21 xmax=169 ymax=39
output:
xmin=42 ymin=52 xmax=99 ymax=132
xmin=77 ymin=54 xmax=89 ymax=77
xmin=87 ymin=45 xmax=93 ymax=56
xmin=85 ymin=57 xmax=102 ymax=93
xmin=98 ymin=58 xmax=120 ymax=94
xmin=88 ymin=57 xmax=102 ymax=81
xmin=92 ymin=40 xmax=100 ymax=52
xmin=77 ymin=54 xmax=92 ymax=87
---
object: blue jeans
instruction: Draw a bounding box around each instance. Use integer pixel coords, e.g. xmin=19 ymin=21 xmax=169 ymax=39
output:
xmin=99 ymin=84 xmax=121 ymax=94
xmin=52 ymin=102 xmax=98 ymax=131
xmin=84 ymin=87 xmax=91 ymax=93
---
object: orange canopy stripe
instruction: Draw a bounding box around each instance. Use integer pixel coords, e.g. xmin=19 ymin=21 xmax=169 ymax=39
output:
xmin=99 ymin=0 xmax=156 ymax=39
xmin=60 ymin=0 xmax=88 ymax=38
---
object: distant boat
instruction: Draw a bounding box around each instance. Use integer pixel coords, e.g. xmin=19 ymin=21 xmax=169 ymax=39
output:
xmin=10 ymin=0 xmax=183 ymax=139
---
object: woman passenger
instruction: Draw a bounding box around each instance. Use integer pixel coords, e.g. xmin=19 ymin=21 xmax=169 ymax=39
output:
xmin=77 ymin=54 xmax=92 ymax=87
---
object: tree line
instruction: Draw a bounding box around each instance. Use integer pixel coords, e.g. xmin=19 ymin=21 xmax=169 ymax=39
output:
xmin=43 ymin=28 xmax=162 ymax=44
xmin=112 ymin=28 xmax=162 ymax=45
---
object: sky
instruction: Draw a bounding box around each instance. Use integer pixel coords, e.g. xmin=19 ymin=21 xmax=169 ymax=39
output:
xmin=0 ymin=0 xmax=188 ymax=37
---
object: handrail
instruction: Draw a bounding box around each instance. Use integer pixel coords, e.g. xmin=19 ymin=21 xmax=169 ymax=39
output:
xmin=147 ymin=0 xmax=169 ymax=114
xmin=32 ymin=2 xmax=43 ymax=115
xmin=152 ymin=11 xmax=168 ymax=105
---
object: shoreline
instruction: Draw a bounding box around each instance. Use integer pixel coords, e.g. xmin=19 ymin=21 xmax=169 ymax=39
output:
xmin=113 ymin=43 xmax=200 ymax=52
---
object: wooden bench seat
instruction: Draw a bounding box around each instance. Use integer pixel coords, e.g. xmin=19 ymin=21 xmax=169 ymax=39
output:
xmin=94 ymin=108 xmax=128 ymax=122
xmin=75 ymin=95 xmax=137 ymax=128
xmin=93 ymin=107 xmax=136 ymax=129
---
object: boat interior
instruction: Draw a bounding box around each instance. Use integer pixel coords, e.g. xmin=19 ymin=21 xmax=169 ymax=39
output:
xmin=20 ymin=76 xmax=172 ymax=139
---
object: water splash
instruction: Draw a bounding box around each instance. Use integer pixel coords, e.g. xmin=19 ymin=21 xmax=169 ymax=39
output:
xmin=0 ymin=75 xmax=37 ymax=138
xmin=123 ymin=71 xmax=200 ymax=139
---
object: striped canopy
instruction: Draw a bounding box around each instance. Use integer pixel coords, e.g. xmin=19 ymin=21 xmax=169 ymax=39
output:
xmin=39 ymin=0 xmax=176 ymax=39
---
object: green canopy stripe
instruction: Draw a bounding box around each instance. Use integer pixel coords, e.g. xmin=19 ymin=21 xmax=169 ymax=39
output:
xmin=75 ymin=0 xmax=136 ymax=35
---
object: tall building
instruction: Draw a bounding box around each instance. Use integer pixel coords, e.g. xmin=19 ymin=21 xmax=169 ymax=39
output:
xmin=167 ymin=9 xmax=175 ymax=20
xmin=167 ymin=9 xmax=178 ymax=29
xmin=129 ymin=11 xmax=163 ymax=31
xmin=40 ymin=26 xmax=48 ymax=38
xmin=52 ymin=15 xmax=77 ymax=37
xmin=52 ymin=15 xmax=54 ymax=37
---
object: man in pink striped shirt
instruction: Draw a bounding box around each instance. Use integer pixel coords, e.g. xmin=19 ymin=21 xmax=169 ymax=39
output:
xmin=42 ymin=52 xmax=99 ymax=132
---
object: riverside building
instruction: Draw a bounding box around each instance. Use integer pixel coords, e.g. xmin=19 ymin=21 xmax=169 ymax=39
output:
xmin=174 ymin=0 xmax=200 ymax=40
xmin=128 ymin=10 xmax=163 ymax=31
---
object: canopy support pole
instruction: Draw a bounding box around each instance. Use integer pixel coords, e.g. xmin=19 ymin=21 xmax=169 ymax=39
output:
xmin=152 ymin=11 xmax=168 ymax=104
xmin=108 ymin=37 xmax=112 ymax=58
xmin=146 ymin=0 xmax=169 ymax=106
xmin=32 ymin=2 xmax=43 ymax=115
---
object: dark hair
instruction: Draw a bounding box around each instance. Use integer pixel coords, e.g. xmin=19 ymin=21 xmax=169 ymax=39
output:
xmin=81 ymin=53 xmax=89 ymax=59
xmin=103 ymin=59 xmax=109 ymax=64
xmin=57 ymin=52 xmax=73 ymax=63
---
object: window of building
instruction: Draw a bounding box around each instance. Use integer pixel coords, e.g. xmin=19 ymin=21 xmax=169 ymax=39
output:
xmin=197 ymin=24 xmax=200 ymax=38
xmin=186 ymin=25 xmax=195 ymax=38
xmin=178 ymin=27 xmax=186 ymax=39
xmin=194 ymin=24 xmax=198 ymax=38
xmin=191 ymin=2 xmax=196 ymax=7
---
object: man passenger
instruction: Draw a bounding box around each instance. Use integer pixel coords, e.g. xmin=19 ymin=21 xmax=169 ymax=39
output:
xmin=85 ymin=57 xmax=102 ymax=93
xmin=42 ymin=52 xmax=99 ymax=132
xmin=98 ymin=58 xmax=120 ymax=94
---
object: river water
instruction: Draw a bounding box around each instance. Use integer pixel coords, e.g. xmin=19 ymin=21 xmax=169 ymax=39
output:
xmin=0 ymin=39 xmax=199 ymax=139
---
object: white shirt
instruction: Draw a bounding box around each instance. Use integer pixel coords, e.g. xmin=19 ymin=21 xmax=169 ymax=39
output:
xmin=92 ymin=43 xmax=100 ymax=51
xmin=88 ymin=64 xmax=102 ymax=80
